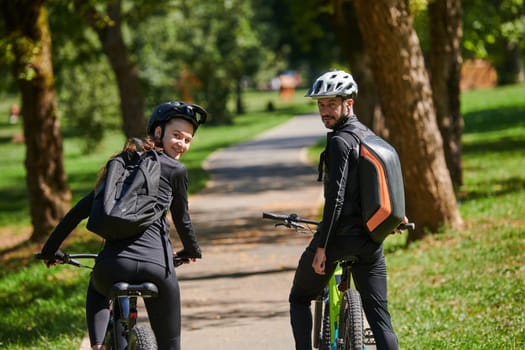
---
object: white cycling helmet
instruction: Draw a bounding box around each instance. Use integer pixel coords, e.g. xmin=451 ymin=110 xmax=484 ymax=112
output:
xmin=305 ymin=70 xmax=358 ymax=99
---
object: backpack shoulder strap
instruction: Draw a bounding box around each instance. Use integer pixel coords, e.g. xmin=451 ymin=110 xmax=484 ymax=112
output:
xmin=136 ymin=150 xmax=161 ymax=195
xmin=338 ymin=120 xmax=374 ymax=143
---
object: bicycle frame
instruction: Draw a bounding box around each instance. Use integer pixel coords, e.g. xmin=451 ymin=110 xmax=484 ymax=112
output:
xmin=106 ymin=282 xmax=159 ymax=349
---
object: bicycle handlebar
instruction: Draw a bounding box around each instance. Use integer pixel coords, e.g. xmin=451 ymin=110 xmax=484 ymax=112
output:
xmin=397 ymin=222 xmax=415 ymax=231
xmin=262 ymin=212 xmax=320 ymax=225
xmin=262 ymin=212 xmax=415 ymax=232
xmin=262 ymin=212 xmax=320 ymax=231
xmin=34 ymin=253 xmax=189 ymax=268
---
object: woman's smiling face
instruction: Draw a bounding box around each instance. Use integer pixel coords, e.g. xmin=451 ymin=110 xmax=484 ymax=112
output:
xmin=156 ymin=118 xmax=195 ymax=159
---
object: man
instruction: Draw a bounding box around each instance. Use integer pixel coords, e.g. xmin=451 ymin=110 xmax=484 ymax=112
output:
xmin=289 ymin=70 xmax=399 ymax=350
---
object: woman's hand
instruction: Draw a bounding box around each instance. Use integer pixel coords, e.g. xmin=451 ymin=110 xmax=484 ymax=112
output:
xmin=174 ymin=250 xmax=197 ymax=264
xmin=38 ymin=250 xmax=65 ymax=268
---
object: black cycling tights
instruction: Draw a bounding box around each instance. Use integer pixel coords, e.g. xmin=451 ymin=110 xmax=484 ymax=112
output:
xmin=86 ymin=257 xmax=181 ymax=350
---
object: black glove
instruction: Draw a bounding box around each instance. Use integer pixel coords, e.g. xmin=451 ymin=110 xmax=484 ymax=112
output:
xmin=37 ymin=249 xmax=66 ymax=266
xmin=176 ymin=248 xmax=201 ymax=259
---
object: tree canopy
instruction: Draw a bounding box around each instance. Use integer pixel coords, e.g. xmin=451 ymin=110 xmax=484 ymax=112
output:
xmin=0 ymin=0 xmax=522 ymax=241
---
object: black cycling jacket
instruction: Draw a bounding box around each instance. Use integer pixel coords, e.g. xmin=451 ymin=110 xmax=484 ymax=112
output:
xmin=317 ymin=116 xmax=374 ymax=248
xmin=42 ymin=151 xmax=201 ymax=269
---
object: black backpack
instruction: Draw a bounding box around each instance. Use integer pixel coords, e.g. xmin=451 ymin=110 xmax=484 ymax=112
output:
xmin=86 ymin=150 xmax=165 ymax=241
xmin=343 ymin=124 xmax=406 ymax=243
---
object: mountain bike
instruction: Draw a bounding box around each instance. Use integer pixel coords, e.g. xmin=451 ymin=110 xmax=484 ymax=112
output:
xmin=262 ymin=212 xmax=414 ymax=350
xmin=35 ymin=252 xmax=188 ymax=350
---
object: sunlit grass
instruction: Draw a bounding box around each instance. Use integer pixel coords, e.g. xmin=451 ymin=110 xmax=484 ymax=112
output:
xmin=387 ymin=83 xmax=525 ymax=349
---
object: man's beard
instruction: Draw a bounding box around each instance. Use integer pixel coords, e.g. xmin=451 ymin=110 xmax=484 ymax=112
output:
xmin=323 ymin=114 xmax=349 ymax=129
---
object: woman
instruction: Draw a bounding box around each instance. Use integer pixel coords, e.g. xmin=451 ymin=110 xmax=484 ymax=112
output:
xmin=40 ymin=101 xmax=207 ymax=350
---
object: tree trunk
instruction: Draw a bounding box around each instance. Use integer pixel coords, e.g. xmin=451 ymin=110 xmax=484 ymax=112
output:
xmin=329 ymin=0 xmax=386 ymax=136
xmin=75 ymin=0 xmax=146 ymax=138
xmin=496 ymin=40 xmax=522 ymax=85
xmin=353 ymin=0 xmax=463 ymax=242
xmin=429 ymin=0 xmax=464 ymax=188
xmin=1 ymin=0 xmax=71 ymax=242
xmin=236 ymin=79 xmax=244 ymax=114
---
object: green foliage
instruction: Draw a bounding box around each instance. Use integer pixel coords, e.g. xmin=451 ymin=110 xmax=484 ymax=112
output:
xmin=462 ymin=0 xmax=525 ymax=83
xmin=171 ymin=0 xmax=271 ymax=123
xmin=58 ymin=58 xmax=121 ymax=152
xmin=279 ymin=0 xmax=346 ymax=73
xmin=49 ymin=2 xmax=123 ymax=149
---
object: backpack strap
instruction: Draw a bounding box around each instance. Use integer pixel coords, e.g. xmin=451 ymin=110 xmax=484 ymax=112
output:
xmin=317 ymin=150 xmax=325 ymax=182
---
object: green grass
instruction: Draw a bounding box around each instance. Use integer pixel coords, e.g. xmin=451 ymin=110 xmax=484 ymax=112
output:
xmin=1 ymin=84 xmax=524 ymax=349
xmin=385 ymin=83 xmax=525 ymax=349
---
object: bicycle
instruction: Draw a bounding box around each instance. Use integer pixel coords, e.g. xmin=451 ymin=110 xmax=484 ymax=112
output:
xmin=35 ymin=252 xmax=188 ymax=350
xmin=262 ymin=212 xmax=414 ymax=350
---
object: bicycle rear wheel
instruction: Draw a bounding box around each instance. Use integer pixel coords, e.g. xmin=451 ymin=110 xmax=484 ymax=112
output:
xmin=128 ymin=324 xmax=157 ymax=350
xmin=337 ymin=289 xmax=364 ymax=350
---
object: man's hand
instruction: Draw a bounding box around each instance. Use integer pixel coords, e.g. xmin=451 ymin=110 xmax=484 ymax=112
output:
xmin=312 ymin=247 xmax=326 ymax=275
xmin=393 ymin=216 xmax=410 ymax=234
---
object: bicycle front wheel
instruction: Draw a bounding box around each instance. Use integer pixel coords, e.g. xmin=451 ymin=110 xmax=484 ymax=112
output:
xmin=337 ymin=289 xmax=364 ymax=350
xmin=320 ymin=301 xmax=331 ymax=350
xmin=128 ymin=324 xmax=157 ymax=350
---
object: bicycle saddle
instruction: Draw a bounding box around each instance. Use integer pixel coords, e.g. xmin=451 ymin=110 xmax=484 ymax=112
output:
xmin=339 ymin=256 xmax=359 ymax=267
xmin=109 ymin=282 xmax=159 ymax=298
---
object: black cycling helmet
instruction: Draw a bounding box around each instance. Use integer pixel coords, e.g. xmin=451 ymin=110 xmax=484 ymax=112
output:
xmin=305 ymin=70 xmax=358 ymax=99
xmin=147 ymin=101 xmax=208 ymax=136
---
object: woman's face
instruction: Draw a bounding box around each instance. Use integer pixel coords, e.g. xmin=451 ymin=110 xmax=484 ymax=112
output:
xmin=155 ymin=118 xmax=195 ymax=159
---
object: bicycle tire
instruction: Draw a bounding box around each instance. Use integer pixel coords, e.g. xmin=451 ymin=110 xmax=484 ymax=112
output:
xmin=337 ymin=289 xmax=364 ymax=350
xmin=128 ymin=324 xmax=157 ymax=350
xmin=313 ymin=297 xmax=323 ymax=348
xmin=320 ymin=301 xmax=331 ymax=350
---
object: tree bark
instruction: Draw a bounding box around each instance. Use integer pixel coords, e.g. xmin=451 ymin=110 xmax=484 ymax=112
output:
xmin=1 ymin=0 xmax=71 ymax=242
xmin=75 ymin=0 xmax=146 ymax=138
xmin=329 ymin=0 xmax=386 ymax=136
xmin=429 ymin=0 xmax=464 ymax=187
xmin=353 ymin=0 xmax=463 ymax=242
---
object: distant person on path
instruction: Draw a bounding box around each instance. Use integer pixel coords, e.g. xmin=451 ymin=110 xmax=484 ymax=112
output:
xmin=289 ymin=70 xmax=399 ymax=349
xmin=9 ymin=103 xmax=20 ymax=124
xmin=40 ymin=101 xmax=207 ymax=350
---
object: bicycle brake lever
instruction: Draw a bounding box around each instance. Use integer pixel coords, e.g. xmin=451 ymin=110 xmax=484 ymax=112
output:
xmin=292 ymin=222 xmax=307 ymax=230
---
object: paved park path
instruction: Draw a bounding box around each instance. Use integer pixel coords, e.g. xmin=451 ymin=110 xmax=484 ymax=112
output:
xmin=179 ymin=113 xmax=324 ymax=349
xmin=79 ymin=113 xmax=326 ymax=349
